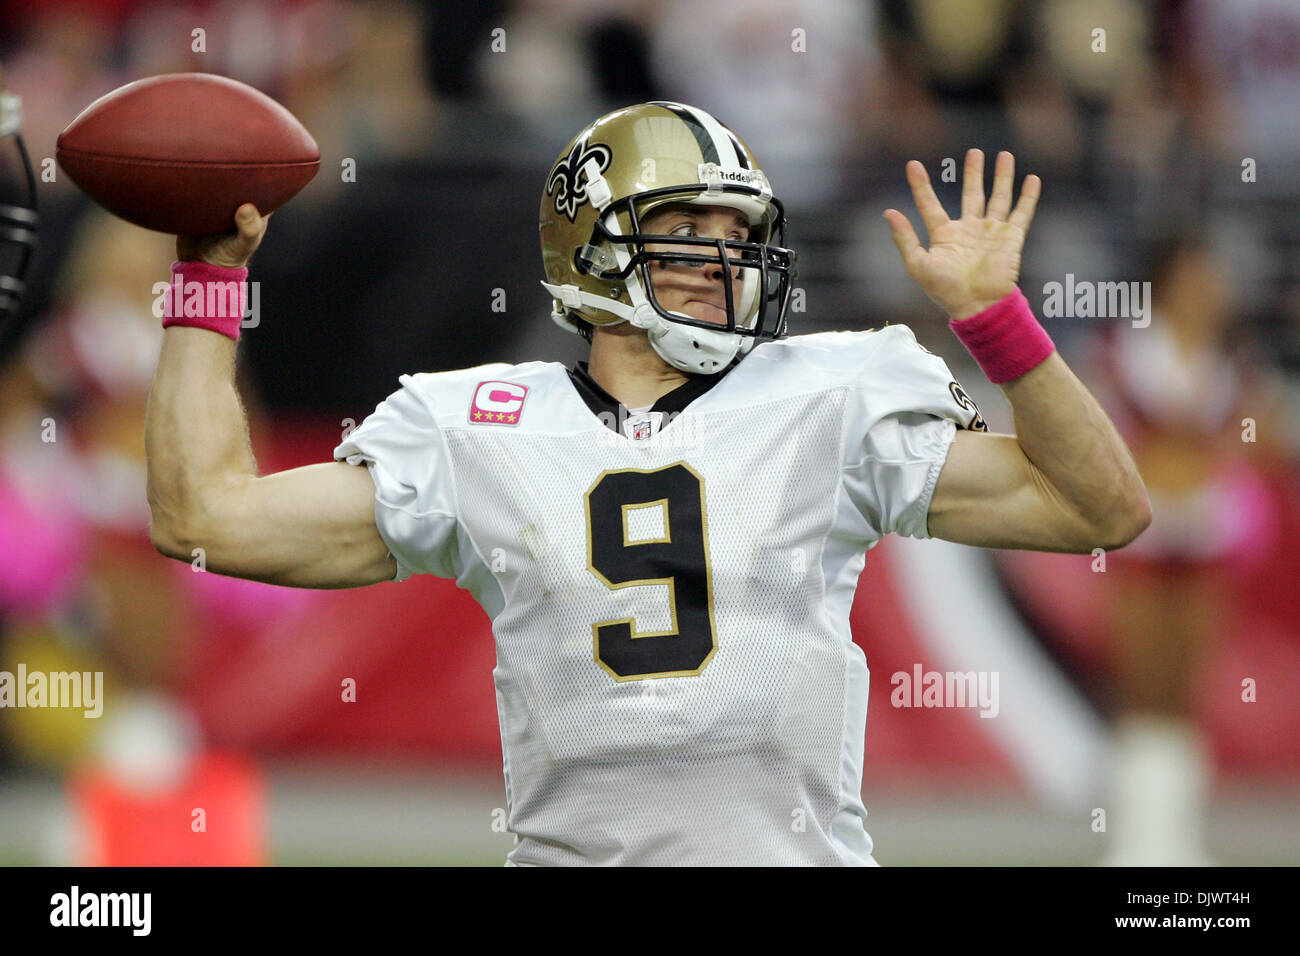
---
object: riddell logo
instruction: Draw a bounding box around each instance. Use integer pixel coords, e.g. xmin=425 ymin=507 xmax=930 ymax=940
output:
xmin=470 ymin=381 xmax=527 ymax=425
xmin=698 ymin=163 xmax=768 ymax=191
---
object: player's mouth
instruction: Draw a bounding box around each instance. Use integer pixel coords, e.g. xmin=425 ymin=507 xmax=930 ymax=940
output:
xmin=684 ymin=299 xmax=729 ymax=324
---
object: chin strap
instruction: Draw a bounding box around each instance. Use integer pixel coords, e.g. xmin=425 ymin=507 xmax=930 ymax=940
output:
xmin=541 ymin=274 xmax=745 ymax=374
xmin=541 ymin=279 xmax=637 ymax=332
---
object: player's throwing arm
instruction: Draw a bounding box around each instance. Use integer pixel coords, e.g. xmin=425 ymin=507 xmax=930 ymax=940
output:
xmin=146 ymin=205 xmax=397 ymax=588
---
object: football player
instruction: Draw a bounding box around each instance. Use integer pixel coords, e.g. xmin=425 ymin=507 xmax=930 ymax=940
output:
xmin=0 ymin=64 xmax=39 ymax=362
xmin=145 ymin=102 xmax=1150 ymax=865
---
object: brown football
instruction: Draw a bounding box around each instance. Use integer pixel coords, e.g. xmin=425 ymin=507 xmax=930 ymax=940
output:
xmin=57 ymin=72 xmax=320 ymax=236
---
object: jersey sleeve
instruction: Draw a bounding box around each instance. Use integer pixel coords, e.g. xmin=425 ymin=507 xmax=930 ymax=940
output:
xmin=840 ymin=326 xmax=987 ymax=540
xmin=333 ymin=374 xmax=459 ymax=582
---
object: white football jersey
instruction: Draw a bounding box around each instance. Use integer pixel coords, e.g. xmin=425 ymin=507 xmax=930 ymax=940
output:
xmin=334 ymin=326 xmax=985 ymax=866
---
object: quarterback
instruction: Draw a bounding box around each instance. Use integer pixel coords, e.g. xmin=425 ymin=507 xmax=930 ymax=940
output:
xmin=145 ymin=103 xmax=1150 ymax=865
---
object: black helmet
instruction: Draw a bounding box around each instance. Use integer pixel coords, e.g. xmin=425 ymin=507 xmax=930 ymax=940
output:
xmin=0 ymin=66 xmax=39 ymax=355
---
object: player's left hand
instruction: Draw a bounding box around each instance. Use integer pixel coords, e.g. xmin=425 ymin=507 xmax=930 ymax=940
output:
xmin=883 ymin=149 xmax=1041 ymax=321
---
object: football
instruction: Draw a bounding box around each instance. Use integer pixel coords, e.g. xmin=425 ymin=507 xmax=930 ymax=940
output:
xmin=56 ymin=72 xmax=320 ymax=236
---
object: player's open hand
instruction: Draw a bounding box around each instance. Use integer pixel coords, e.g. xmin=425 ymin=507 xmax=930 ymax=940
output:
xmin=176 ymin=203 xmax=270 ymax=269
xmin=883 ymin=150 xmax=1040 ymax=321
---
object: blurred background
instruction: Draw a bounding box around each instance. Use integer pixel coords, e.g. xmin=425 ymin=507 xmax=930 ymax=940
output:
xmin=0 ymin=0 xmax=1297 ymax=865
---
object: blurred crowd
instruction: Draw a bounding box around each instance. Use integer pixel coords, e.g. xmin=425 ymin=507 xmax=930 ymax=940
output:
xmin=0 ymin=0 xmax=1298 ymax=863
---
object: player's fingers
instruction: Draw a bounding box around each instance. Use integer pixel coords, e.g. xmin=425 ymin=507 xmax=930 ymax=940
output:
xmin=236 ymin=204 xmax=265 ymax=239
xmin=986 ymin=151 xmax=1014 ymax=221
xmin=1008 ymin=174 xmax=1042 ymax=233
xmin=905 ymin=160 xmax=949 ymax=236
xmin=961 ymin=148 xmax=985 ymax=219
xmin=883 ymin=209 xmax=924 ymax=270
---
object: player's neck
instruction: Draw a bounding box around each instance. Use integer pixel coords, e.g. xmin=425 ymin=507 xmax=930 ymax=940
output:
xmin=587 ymin=325 xmax=690 ymax=409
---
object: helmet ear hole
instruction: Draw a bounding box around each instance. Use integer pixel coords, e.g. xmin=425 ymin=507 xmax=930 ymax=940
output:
xmin=576 ymin=242 xmax=618 ymax=278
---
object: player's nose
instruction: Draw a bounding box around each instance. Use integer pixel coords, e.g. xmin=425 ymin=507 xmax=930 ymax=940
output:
xmin=705 ymin=253 xmax=741 ymax=284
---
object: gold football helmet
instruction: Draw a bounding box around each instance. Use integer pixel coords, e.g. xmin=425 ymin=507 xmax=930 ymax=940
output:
xmin=539 ymin=102 xmax=795 ymax=373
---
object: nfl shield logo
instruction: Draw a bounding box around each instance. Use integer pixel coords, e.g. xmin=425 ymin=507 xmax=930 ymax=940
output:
xmin=631 ymin=419 xmax=653 ymax=440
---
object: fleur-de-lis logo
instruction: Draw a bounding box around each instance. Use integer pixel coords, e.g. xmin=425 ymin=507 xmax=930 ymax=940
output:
xmin=949 ymin=380 xmax=988 ymax=432
xmin=547 ymin=140 xmax=613 ymax=222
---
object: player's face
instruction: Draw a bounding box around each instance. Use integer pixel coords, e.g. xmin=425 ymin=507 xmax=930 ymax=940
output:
xmin=641 ymin=203 xmax=749 ymax=326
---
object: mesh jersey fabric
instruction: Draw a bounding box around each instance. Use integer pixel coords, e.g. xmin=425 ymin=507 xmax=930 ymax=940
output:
xmin=335 ymin=325 xmax=981 ymax=865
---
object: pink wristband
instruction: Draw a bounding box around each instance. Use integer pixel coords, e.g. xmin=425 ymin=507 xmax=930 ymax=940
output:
xmin=948 ymin=287 xmax=1054 ymax=384
xmin=161 ymin=260 xmax=249 ymax=341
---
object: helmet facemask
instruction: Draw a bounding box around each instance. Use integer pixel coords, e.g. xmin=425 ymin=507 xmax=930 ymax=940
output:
xmin=0 ymin=85 xmax=37 ymax=325
xmin=0 ymin=74 xmax=38 ymax=368
xmin=575 ymin=184 xmax=795 ymax=348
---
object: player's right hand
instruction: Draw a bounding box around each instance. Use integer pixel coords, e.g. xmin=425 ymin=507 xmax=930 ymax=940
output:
xmin=176 ymin=203 xmax=270 ymax=268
